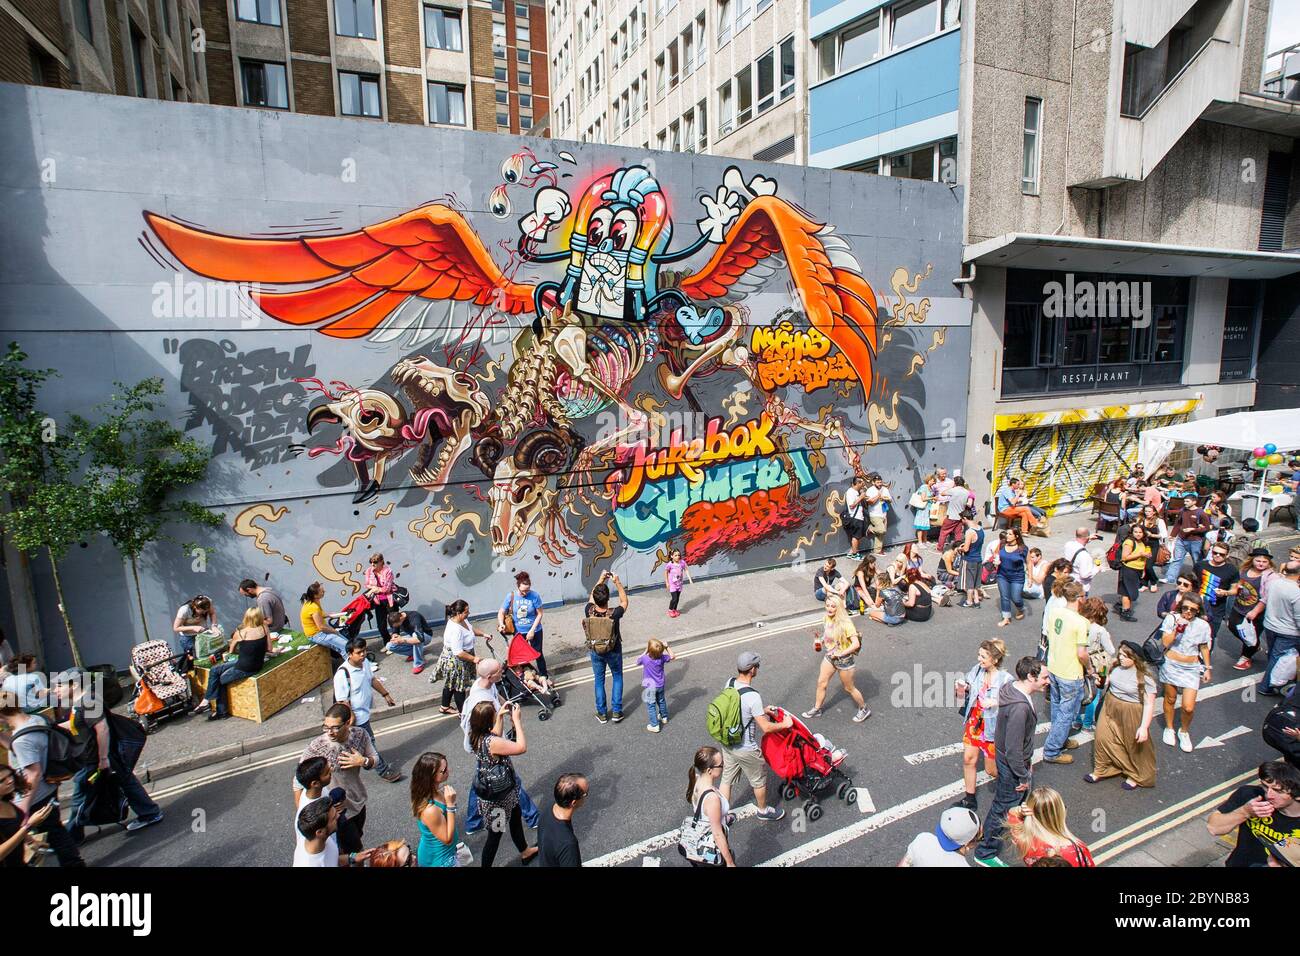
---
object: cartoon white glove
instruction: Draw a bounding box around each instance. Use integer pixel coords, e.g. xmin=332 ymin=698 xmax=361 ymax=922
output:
xmin=697 ymin=185 xmax=742 ymax=244
xmin=520 ymin=187 xmax=571 ymax=240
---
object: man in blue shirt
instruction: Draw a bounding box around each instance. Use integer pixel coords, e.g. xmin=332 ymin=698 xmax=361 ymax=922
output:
xmin=499 ymin=571 xmax=547 ymax=676
xmin=995 ymin=477 xmax=1048 ymax=536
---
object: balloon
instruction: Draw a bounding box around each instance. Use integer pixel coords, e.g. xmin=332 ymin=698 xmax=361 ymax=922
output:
xmin=1255 ymin=458 xmax=1270 ymax=468
xmin=1253 ymin=447 xmax=1267 ymax=458
xmin=1265 ymin=443 xmax=1277 ymax=454
xmin=1268 ymin=453 xmax=1284 ymax=465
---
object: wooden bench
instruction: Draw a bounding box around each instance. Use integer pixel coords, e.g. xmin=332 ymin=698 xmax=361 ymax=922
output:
xmin=190 ymin=642 xmax=332 ymax=724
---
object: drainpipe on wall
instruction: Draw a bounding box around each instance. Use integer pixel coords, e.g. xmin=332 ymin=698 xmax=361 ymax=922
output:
xmin=952 ymin=260 xmax=976 ymax=291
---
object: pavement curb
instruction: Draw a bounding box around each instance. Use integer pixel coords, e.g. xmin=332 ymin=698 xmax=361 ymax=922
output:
xmin=142 ymin=599 xmax=820 ymax=785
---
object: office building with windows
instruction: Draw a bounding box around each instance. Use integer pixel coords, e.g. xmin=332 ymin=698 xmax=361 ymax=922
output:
xmin=544 ymin=0 xmax=803 ymax=163
xmin=198 ymin=0 xmax=547 ymax=133
xmin=954 ymin=0 xmax=1300 ymax=515
xmin=2 ymin=0 xmax=208 ymax=101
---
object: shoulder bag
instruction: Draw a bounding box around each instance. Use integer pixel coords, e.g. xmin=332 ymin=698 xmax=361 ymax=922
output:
xmin=500 ymin=593 xmax=517 ymax=636
xmin=678 ymin=789 xmax=724 ymax=865
xmin=473 ymin=735 xmax=517 ymax=800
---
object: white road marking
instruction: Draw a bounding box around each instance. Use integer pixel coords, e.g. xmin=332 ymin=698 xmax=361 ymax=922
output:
xmin=1195 ymin=725 xmax=1252 ymax=749
xmin=855 ymin=787 xmax=875 ymax=813
xmin=584 ymin=805 xmax=759 ymax=867
xmin=903 ymin=722 xmax=1051 ymax=765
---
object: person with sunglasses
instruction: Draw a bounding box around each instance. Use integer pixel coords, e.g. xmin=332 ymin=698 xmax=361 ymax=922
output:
xmin=1193 ymin=542 xmax=1240 ymax=651
xmin=1158 ymin=595 xmax=1212 ymax=754
xmin=292 ymin=702 xmax=379 ymax=855
xmin=684 ymin=746 xmax=736 ymax=867
xmin=1155 ymin=573 xmax=1196 ymax=620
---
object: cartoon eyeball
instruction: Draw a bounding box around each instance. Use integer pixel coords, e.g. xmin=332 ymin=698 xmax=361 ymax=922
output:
xmin=489 ymin=184 xmax=512 ymax=219
xmin=500 ymin=154 xmax=525 ymax=185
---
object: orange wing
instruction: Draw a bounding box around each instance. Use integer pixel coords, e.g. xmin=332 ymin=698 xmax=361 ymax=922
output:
xmin=144 ymin=205 xmax=535 ymax=339
xmin=678 ymin=196 xmax=878 ymax=403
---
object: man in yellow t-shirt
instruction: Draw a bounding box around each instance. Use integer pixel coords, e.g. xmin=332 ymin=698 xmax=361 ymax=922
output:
xmin=1042 ymin=580 xmax=1092 ymax=764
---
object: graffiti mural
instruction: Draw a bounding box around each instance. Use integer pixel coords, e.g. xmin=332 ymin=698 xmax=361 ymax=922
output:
xmin=0 ymin=83 xmax=974 ymax=662
xmin=143 ymin=152 xmax=934 ymax=572
xmin=993 ymin=399 xmax=1202 ymax=513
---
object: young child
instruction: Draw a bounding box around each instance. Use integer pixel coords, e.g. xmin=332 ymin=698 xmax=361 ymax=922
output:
xmin=637 ymin=639 xmax=674 ymax=732
xmin=663 ymin=549 xmax=693 ymax=618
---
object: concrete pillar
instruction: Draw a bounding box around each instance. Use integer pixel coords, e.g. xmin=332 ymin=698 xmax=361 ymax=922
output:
xmin=963 ymin=265 xmax=1006 ymax=510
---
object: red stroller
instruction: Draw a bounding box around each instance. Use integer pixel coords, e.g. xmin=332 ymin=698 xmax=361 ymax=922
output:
xmin=495 ymin=633 xmax=561 ymax=718
xmin=760 ymin=709 xmax=856 ymax=822
xmin=327 ymin=594 xmax=373 ymax=640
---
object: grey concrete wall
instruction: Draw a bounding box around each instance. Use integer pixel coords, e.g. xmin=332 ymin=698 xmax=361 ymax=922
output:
xmin=0 ymin=82 xmax=971 ymax=668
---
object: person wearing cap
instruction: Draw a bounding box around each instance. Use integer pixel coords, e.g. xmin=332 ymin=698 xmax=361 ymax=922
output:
xmin=899 ymin=806 xmax=980 ymax=866
xmin=720 ymin=651 xmax=792 ymax=822
xmin=459 ymin=658 xmax=541 ymax=834
xmin=54 ymin=669 xmax=163 ymax=843
xmin=1260 ymin=561 xmax=1300 ymax=697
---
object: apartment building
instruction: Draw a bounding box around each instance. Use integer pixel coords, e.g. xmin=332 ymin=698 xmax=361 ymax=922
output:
xmin=546 ymin=0 xmax=803 ymax=163
xmin=952 ymin=0 xmax=1300 ymax=514
xmin=1 ymin=0 xmax=208 ymax=100
xmin=198 ymin=0 xmax=547 ymax=133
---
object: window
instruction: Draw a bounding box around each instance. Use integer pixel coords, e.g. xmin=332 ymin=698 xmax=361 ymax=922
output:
xmin=735 ymin=0 xmax=750 ymax=32
xmin=518 ymin=70 xmax=531 ymax=86
xmin=1220 ymin=280 xmax=1261 ymax=382
xmin=718 ymin=80 xmax=733 ymax=134
xmin=890 ymin=0 xmax=937 ymax=50
xmin=424 ymin=7 xmax=463 ymax=50
xmin=942 ymin=0 xmax=959 ymax=29
xmin=516 ymin=23 xmax=530 ymax=42
xmin=756 ymin=0 xmax=770 ymax=11
xmin=1021 ymin=97 xmax=1041 ymax=195
xmin=497 ymin=112 xmax=510 ymax=127
xmin=129 ymin=24 xmax=148 ymax=95
xmin=236 ymin=0 xmax=280 ymax=26
xmin=29 ymin=44 xmax=58 ymax=85
xmin=495 ymin=67 xmax=508 ymax=82
xmin=655 ymin=53 xmax=665 ymax=92
xmin=845 ymin=158 xmax=880 ymax=174
xmin=683 ymin=110 xmax=694 ymax=151
xmin=838 ymin=14 xmax=880 ymax=73
xmin=779 ymin=36 xmax=794 ymax=99
xmin=335 ymin=0 xmax=376 ymax=39
xmin=339 ymin=71 xmax=381 ymax=116
xmin=160 ymin=0 xmax=171 ymax=35
xmin=696 ymin=15 xmax=706 ymax=63
xmin=492 ymin=0 xmax=503 ymax=9
xmin=756 ymin=48 xmax=774 ymax=112
xmin=496 ymin=89 xmax=509 ymax=105
xmin=520 ymin=115 xmax=531 ymax=130
xmin=188 ymin=19 xmax=201 ymax=80
xmin=735 ymin=65 xmax=752 ymax=124
xmin=493 ymin=21 xmax=506 ymax=56
xmin=938 ymin=136 xmax=957 ymax=183
xmin=718 ymin=0 xmax=731 ymax=45
xmin=428 ymin=81 xmax=467 ymax=124
xmin=516 ymin=2 xmax=528 ymax=15
xmin=670 ymin=120 xmax=680 ymax=151
xmin=72 ymin=0 xmax=93 ymax=41
xmin=517 ymin=49 xmax=529 ymax=62
xmin=241 ymin=59 xmax=288 ymax=108
xmin=520 ymin=93 xmax=532 ymax=108
xmin=886 ymin=143 xmax=934 ymax=180
xmin=668 ymin=40 xmax=679 ymax=87
xmin=682 ymin=29 xmax=693 ymax=75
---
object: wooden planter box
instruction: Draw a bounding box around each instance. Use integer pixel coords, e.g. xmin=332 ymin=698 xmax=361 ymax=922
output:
xmin=191 ymin=643 xmax=332 ymax=724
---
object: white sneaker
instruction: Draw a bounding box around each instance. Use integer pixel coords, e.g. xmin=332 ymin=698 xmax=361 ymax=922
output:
xmin=1178 ymin=731 xmax=1193 ymax=753
xmin=1162 ymin=727 xmax=1176 ymax=747
xmin=646 ymin=723 xmax=660 ymax=733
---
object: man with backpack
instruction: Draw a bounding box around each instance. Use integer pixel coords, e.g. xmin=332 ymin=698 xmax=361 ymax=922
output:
xmin=709 ymin=651 xmax=792 ymax=822
xmin=585 ymin=571 xmax=628 ymax=724
xmin=333 ymin=637 xmax=403 ymax=782
xmin=1063 ymin=527 xmax=1100 ymax=596
xmin=1 ymin=690 xmax=85 ymax=866
xmin=53 ymin=669 xmax=162 ymax=844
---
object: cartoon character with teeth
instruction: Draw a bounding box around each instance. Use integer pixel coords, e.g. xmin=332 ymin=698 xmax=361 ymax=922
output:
xmin=517 ymin=165 xmax=734 ymax=326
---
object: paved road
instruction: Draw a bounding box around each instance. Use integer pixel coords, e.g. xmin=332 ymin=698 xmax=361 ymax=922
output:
xmin=75 ymin=555 xmax=1287 ymax=868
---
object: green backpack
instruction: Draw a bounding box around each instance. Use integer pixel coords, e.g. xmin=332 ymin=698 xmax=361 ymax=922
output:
xmin=706 ymin=681 xmax=756 ymax=748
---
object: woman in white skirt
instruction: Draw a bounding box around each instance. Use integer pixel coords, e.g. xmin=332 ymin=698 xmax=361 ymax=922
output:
xmin=1158 ymin=595 xmax=1212 ymax=754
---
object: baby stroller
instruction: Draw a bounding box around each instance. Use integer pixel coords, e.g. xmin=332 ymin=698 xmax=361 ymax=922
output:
xmin=487 ymin=634 xmax=560 ymax=720
xmin=328 ymin=593 xmax=374 ymax=640
xmin=129 ymin=640 xmax=195 ymax=734
xmin=760 ymin=709 xmax=855 ymax=822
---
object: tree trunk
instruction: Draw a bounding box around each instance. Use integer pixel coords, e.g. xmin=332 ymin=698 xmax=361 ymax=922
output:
xmin=46 ymin=549 xmax=82 ymax=669
xmin=130 ymin=555 xmax=151 ymax=643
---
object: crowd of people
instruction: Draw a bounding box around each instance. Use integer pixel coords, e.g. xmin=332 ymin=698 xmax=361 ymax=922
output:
xmin=3 ymin=455 xmax=1299 ymax=869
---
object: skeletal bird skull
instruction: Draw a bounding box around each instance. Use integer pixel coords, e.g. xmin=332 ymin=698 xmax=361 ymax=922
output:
xmin=488 ymin=459 xmax=551 ymax=556
xmin=391 ymin=357 xmax=490 ymax=490
xmin=306 ymin=388 xmax=408 ymax=453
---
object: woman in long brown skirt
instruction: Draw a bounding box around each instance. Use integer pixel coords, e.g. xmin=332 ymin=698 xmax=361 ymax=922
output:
xmin=1085 ymin=642 xmax=1158 ymax=790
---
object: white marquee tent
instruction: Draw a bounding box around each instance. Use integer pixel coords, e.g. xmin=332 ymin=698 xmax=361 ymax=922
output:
xmin=1137 ymin=408 xmax=1300 ymax=468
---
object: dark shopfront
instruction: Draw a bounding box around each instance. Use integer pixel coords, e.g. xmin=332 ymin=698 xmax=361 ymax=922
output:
xmin=1001 ymin=269 xmax=1192 ymax=397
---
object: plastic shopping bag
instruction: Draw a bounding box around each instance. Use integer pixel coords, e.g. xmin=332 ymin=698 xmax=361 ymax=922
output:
xmin=1236 ymin=620 xmax=1258 ymax=650
xmin=1266 ymin=650 xmax=1298 ymax=690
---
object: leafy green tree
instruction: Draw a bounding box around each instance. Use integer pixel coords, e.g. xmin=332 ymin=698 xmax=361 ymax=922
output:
xmin=73 ymin=378 xmax=224 ymax=643
xmin=0 ymin=343 xmax=90 ymax=667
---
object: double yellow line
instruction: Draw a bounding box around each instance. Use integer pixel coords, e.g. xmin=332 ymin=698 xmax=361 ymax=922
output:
xmin=1090 ymin=768 xmax=1257 ymax=864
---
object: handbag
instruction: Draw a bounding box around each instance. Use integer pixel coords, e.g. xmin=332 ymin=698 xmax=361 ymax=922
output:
xmin=472 ymin=736 xmax=517 ymax=800
xmin=979 ymin=560 xmax=999 ymax=586
xmin=1155 ymin=545 xmax=1172 ymax=566
xmin=500 ymin=593 xmax=517 ymax=636
xmin=678 ymin=790 xmax=724 ymax=865
xmin=908 ymin=490 xmax=925 ymax=510
xmin=391 ymin=585 xmax=410 ymax=610
xmin=133 ymin=684 xmax=164 ymax=717
xmin=1141 ymin=623 xmax=1168 ymax=667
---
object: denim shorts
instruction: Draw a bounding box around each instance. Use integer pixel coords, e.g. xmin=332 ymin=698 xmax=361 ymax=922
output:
xmin=882 ymin=614 xmax=904 ymax=626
